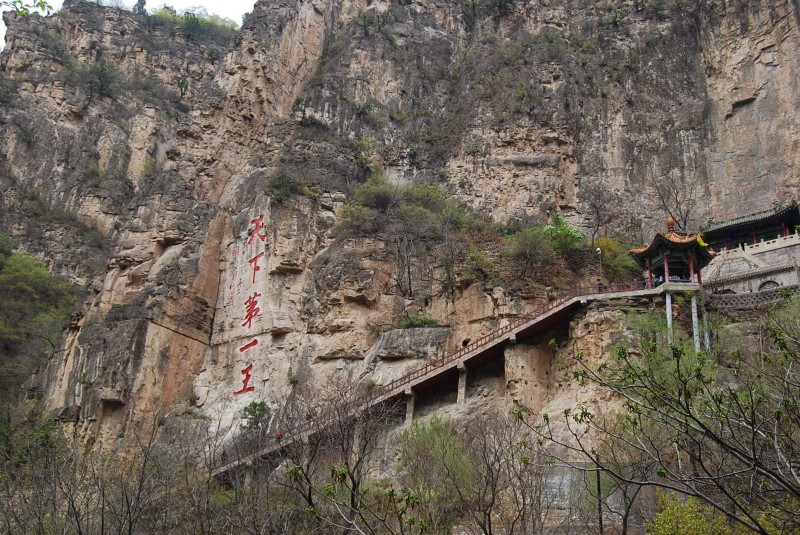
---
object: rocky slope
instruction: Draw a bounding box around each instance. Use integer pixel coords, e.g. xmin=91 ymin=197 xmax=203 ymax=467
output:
xmin=0 ymin=0 xmax=798 ymax=451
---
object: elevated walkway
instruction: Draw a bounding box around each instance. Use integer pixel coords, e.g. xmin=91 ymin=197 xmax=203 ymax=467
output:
xmin=214 ymin=281 xmax=800 ymax=476
xmin=366 ymin=281 xmax=698 ymax=407
xmin=211 ymin=280 xmax=702 ymax=477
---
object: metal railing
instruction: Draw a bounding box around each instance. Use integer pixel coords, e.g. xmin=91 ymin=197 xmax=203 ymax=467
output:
xmin=211 ymin=278 xmax=662 ymax=472
xmin=367 ymin=279 xmax=655 ymax=401
xmin=709 ymin=285 xmax=800 ymax=309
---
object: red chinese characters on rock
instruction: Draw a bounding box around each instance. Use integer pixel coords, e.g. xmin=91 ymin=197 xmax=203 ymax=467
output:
xmin=235 ymin=340 xmax=258 ymax=395
xmin=233 ymin=363 xmax=255 ymax=395
xmin=239 ymin=339 xmax=258 ymax=352
xmin=242 ymin=291 xmax=262 ymax=329
xmin=248 ymin=252 xmax=265 ymax=284
xmin=232 ymin=213 xmax=269 ymax=396
xmin=248 ymin=214 xmax=267 ymax=244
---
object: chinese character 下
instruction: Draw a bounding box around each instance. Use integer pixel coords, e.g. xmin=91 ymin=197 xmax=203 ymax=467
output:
xmin=248 ymin=252 xmax=265 ymax=284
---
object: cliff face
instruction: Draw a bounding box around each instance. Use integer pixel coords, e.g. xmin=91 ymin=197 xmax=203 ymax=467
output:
xmin=0 ymin=0 xmax=798 ymax=450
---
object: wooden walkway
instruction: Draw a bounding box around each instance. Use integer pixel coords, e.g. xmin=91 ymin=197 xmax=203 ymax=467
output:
xmin=211 ymin=280 xmax=701 ymax=476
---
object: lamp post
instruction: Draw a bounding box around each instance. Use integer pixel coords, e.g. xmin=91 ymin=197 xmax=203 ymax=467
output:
xmin=596 ymin=248 xmax=603 ymax=293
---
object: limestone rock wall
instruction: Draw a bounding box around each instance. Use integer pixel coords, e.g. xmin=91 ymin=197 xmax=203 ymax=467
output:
xmin=0 ymin=0 xmax=798 ymax=451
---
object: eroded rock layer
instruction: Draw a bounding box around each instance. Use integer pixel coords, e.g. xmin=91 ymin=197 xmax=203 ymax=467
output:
xmin=0 ymin=0 xmax=797 ymax=449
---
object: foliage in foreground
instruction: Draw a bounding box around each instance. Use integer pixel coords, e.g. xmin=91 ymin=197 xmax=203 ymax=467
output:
xmin=0 ymin=0 xmax=50 ymax=16
xmin=645 ymin=491 xmax=728 ymax=535
xmin=533 ymin=296 xmax=800 ymax=534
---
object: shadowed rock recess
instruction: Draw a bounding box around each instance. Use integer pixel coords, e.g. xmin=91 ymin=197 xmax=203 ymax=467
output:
xmin=0 ymin=0 xmax=797 ymax=452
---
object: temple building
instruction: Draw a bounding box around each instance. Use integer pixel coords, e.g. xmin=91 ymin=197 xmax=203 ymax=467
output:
xmin=700 ymin=202 xmax=800 ymax=293
xmin=630 ymin=203 xmax=800 ymax=294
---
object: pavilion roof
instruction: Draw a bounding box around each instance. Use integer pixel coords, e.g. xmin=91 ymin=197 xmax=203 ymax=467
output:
xmin=630 ymin=231 xmax=715 ymax=263
xmin=701 ymin=201 xmax=799 ymax=239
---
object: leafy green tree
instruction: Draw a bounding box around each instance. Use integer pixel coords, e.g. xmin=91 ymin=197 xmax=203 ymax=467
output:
xmin=0 ymin=238 xmax=74 ymax=410
xmin=595 ymin=237 xmax=641 ymax=282
xmin=174 ymin=74 xmax=189 ymax=101
xmin=541 ymin=215 xmax=585 ymax=257
xmin=645 ymin=491 xmax=728 ymax=535
xmin=87 ymin=61 xmax=117 ymax=99
xmin=182 ymin=11 xmax=201 ymax=39
xmin=241 ymin=400 xmax=270 ymax=430
xmin=1 ymin=0 xmax=50 ymax=16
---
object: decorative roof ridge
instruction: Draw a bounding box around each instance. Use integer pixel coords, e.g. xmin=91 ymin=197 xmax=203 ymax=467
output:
xmin=705 ymin=262 xmax=797 ymax=287
xmin=701 ymin=201 xmax=798 ymax=233
xmin=630 ymin=231 xmax=707 ymax=254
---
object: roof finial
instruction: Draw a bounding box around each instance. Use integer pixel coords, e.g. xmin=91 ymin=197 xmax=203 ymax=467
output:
xmin=666 ymin=217 xmax=675 ymax=232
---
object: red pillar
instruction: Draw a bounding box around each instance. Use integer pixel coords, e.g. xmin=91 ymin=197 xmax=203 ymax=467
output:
xmin=664 ymin=254 xmax=670 ymax=283
xmin=697 ymin=265 xmax=702 ymax=285
xmin=689 ymin=254 xmax=695 ymax=283
xmin=783 ymin=223 xmax=788 ymax=237
xmin=648 ymin=258 xmax=654 ymax=287
xmin=753 ymin=230 xmax=758 ymax=245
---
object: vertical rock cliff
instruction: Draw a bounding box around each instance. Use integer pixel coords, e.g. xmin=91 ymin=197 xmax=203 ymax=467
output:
xmin=0 ymin=0 xmax=798 ymax=450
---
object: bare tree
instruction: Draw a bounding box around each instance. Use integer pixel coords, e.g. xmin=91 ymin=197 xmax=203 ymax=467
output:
xmin=270 ymin=377 xmax=412 ymax=534
xmin=649 ymin=164 xmax=702 ymax=233
xmin=398 ymin=412 xmax=560 ymax=535
xmin=580 ymin=177 xmax=620 ymax=247
xmin=530 ymin=305 xmax=800 ymax=534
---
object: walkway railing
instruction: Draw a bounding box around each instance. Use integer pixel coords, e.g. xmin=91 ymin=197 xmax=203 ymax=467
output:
xmin=709 ymin=285 xmax=800 ymax=309
xmin=211 ymin=279 xmax=662 ymax=473
xmin=365 ymin=279 xmax=655 ymax=402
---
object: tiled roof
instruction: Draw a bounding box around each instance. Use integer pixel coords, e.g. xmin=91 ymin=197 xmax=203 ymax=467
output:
xmin=630 ymin=231 xmax=716 ymax=265
xmin=702 ymin=201 xmax=799 ymax=235
xmin=705 ymin=262 xmax=796 ymax=287
xmin=630 ymin=232 xmax=715 ymax=259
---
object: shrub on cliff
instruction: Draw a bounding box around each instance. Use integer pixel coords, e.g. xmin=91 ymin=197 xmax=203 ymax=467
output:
xmin=542 ymin=215 xmax=585 ymax=257
xmin=507 ymin=226 xmax=557 ymax=276
xmin=150 ymin=6 xmax=238 ymax=44
xmin=265 ymin=164 xmax=311 ymax=202
xmin=336 ymin=172 xmax=471 ymax=241
xmin=399 ymin=314 xmax=438 ymax=329
xmin=595 ymin=236 xmax=641 ymax=282
xmin=0 ymin=74 xmax=17 ymax=105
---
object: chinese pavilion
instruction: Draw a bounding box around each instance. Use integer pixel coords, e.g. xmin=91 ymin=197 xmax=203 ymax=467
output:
xmin=630 ymin=217 xmax=715 ymax=286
